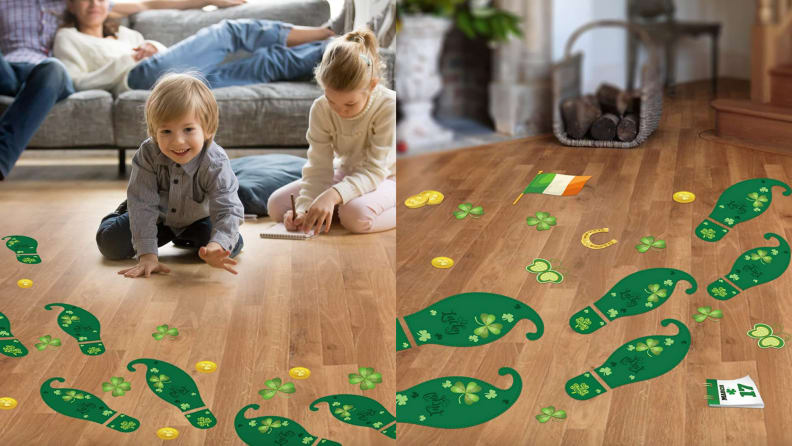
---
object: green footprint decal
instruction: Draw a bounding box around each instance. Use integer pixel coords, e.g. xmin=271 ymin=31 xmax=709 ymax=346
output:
xmin=3 ymin=235 xmax=41 ymax=264
xmin=397 ymin=292 xmax=544 ymax=351
xmin=396 ymin=367 xmax=521 ymax=429
xmin=0 ymin=312 xmax=28 ymax=358
xmin=695 ymin=178 xmax=791 ymax=242
xmin=44 ymin=303 xmax=105 ymax=356
xmin=707 ymin=233 xmax=790 ymax=300
xmin=310 ymin=395 xmax=395 ymax=439
xmin=127 ymin=358 xmax=216 ymax=429
xmin=569 ymin=268 xmax=697 ymax=334
xmin=235 ymin=405 xmax=341 ymax=445
xmin=566 ymin=319 xmax=691 ymax=401
xmin=40 ymin=377 xmax=140 ymax=433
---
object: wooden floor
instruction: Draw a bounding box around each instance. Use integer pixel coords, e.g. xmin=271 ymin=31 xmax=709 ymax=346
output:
xmin=396 ymin=79 xmax=792 ymax=445
xmin=0 ymin=164 xmax=395 ymax=445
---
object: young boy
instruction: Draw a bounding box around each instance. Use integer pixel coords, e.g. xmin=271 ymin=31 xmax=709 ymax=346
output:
xmin=96 ymin=73 xmax=243 ymax=277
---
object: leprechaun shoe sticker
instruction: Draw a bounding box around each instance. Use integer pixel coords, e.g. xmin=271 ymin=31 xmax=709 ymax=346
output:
xmin=707 ymin=233 xmax=790 ymax=300
xmin=396 ymin=367 xmax=522 ymax=429
xmin=44 ymin=303 xmax=105 ymax=356
xmin=40 ymin=377 xmax=140 ymax=433
xmin=3 ymin=235 xmax=42 ymax=264
xmin=0 ymin=312 xmax=28 ymax=358
xmin=695 ymin=178 xmax=791 ymax=242
xmin=566 ymin=319 xmax=690 ymax=401
xmin=398 ymin=292 xmax=543 ymax=351
xmin=569 ymin=268 xmax=697 ymax=334
xmin=235 ymin=405 xmax=342 ymax=445
xmin=310 ymin=395 xmax=395 ymax=439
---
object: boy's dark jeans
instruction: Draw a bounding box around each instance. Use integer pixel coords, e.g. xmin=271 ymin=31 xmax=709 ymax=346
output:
xmin=96 ymin=213 xmax=243 ymax=260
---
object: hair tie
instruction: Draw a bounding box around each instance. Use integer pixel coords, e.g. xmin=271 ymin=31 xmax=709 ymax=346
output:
xmin=359 ymin=53 xmax=371 ymax=66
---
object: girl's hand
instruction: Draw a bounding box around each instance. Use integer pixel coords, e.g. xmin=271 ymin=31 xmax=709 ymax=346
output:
xmin=118 ymin=253 xmax=170 ymax=278
xmin=283 ymin=210 xmax=305 ymax=231
xmin=132 ymin=43 xmax=158 ymax=61
xmin=302 ymin=188 xmax=341 ymax=234
xmin=199 ymin=242 xmax=238 ymax=275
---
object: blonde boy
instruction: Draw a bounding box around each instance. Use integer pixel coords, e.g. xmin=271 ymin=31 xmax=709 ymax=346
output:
xmin=96 ymin=73 xmax=244 ymax=277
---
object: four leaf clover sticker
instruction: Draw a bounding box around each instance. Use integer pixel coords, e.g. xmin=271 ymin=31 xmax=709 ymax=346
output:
xmin=259 ymin=378 xmax=296 ymax=400
xmin=35 ymin=335 xmax=61 ymax=351
xmin=526 ymin=212 xmax=557 ymax=231
xmin=102 ymin=377 xmax=132 ymax=397
xmin=152 ymin=324 xmax=179 ymax=341
xmin=635 ymin=236 xmax=666 ymax=253
xmin=450 ymin=381 xmax=482 ymax=405
xmin=348 ymin=367 xmax=382 ymax=391
xmin=454 ymin=203 xmax=484 ymax=219
xmin=693 ymin=306 xmax=723 ymax=323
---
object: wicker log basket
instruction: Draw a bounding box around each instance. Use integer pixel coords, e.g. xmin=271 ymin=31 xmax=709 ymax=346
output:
xmin=553 ymin=20 xmax=662 ymax=148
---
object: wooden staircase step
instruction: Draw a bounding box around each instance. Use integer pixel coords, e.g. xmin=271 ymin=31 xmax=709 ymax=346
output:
xmin=770 ymin=65 xmax=792 ymax=107
xmin=711 ymin=99 xmax=792 ymax=151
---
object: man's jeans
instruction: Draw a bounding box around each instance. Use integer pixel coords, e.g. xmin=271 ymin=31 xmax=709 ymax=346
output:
xmin=128 ymin=19 xmax=328 ymax=90
xmin=0 ymin=54 xmax=74 ymax=178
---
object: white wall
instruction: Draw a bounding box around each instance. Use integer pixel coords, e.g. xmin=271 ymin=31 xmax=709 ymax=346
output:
xmin=552 ymin=0 xmax=754 ymax=92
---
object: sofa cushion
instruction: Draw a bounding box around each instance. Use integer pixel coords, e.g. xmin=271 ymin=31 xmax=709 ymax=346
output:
xmin=114 ymin=81 xmax=322 ymax=148
xmin=230 ymin=154 xmax=307 ymax=216
xmin=0 ymin=90 xmax=115 ymax=147
xmin=129 ymin=0 xmax=330 ymax=47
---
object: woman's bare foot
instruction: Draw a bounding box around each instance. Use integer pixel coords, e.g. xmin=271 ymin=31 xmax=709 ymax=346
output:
xmin=285 ymin=26 xmax=336 ymax=46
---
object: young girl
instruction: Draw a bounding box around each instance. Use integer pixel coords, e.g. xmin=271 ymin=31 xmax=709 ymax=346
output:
xmin=267 ymin=29 xmax=396 ymax=234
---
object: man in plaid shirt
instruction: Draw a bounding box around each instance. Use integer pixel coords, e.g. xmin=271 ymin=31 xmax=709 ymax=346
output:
xmin=0 ymin=0 xmax=245 ymax=180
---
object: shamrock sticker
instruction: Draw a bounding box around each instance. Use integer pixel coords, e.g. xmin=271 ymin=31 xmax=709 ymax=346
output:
xmin=535 ymin=406 xmax=567 ymax=423
xmin=257 ymin=418 xmax=281 ymax=434
xmin=693 ymin=306 xmax=723 ymax=323
xmin=149 ymin=374 xmax=170 ymax=390
xmin=35 ymin=335 xmax=61 ymax=351
xmin=645 ymin=284 xmax=668 ymax=303
xmin=259 ymin=378 xmax=295 ymax=400
xmin=635 ymin=338 xmax=663 ymax=357
xmin=102 ymin=377 xmax=131 ymax=397
xmin=526 ymin=212 xmax=556 ymax=231
xmin=450 ymin=381 xmax=482 ymax=405
xmin=62 ymin=390 xmax=85 ymax=403
xmin=746 ymin=192 xmax=768 ymax=208
xmin=60 ymin=315 xmax=79 ymax=327
xmin=473 ymin=313 xmax=502 ymax=338
xmin=348 ymin=367 xmax=382 ymax=391
xmin=635 ymin=236 xmax=666 ymax=253
xmin=152 ymin=324 xmax=179 ymax=340
xmin=334 ymin=405 xmax=355 ymax=420
xmin=749 ymin=249 xmax=773 ymax=264
xmin=454 ymin=203 xmax=484 ymax=219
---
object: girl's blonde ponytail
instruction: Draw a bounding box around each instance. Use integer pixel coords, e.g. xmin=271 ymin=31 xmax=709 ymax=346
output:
xmin=315 ymin=28 xmax=385 ymax=91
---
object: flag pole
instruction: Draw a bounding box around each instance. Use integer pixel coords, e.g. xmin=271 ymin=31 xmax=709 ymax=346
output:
xmin=513 ymin=170 xmax=543 ymax=205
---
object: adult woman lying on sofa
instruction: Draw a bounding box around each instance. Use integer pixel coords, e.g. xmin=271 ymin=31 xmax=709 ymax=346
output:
xmin=53 ymin=0 xmax=335 ymax=94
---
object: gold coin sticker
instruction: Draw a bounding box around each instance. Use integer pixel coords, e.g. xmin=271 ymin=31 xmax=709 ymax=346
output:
xmin=431 ymin=256 xmax=454 ymax=269
xmin=673 ymin=191 xmax=696 ymax=203
xmin=156 ymin=427 xmax=179 ymax=440
xmin=289 ymin=367 xmax=311 ymax=380
xmin=426 ymin=191 xmax=445 ymax=205
xmin=17 ymin=279 xmax=32 ymax=289
xmin=404 ymin=194 xmax=428 ymax=209
xmin=195 ymin=361 xmax=217 ymax=373
xmin=0 ymin=397 xmax=17 ymax=410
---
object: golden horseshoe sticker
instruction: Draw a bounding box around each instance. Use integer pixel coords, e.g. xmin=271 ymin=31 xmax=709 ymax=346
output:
xmin=581 ymin=228 xmax=618 ymax=249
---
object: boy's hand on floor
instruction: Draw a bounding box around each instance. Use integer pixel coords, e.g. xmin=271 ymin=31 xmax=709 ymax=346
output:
xmin=199 ymin=242 xmax=238 ymax=275
xmin=118 ymin=253 xmax=171 ymax=278
xmin=284 ymin=210 xmax=305 ymax=231
xmin=302 ymin=188 xmax=341 ymax=234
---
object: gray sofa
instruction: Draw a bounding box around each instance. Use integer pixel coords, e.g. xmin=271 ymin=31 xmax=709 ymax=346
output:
xmin=0 ymin=0 xmax=393 ymax=174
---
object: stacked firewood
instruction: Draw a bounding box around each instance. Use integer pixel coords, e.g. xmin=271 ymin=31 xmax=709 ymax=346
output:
xmin=560 ymin=84 xmax=640 ymax=142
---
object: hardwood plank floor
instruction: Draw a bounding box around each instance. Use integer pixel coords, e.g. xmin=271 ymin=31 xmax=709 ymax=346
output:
xmin=396 ymin=79 xmax=792 ymax=445
xmin=0 ymin=164 xmax=395 ymax=445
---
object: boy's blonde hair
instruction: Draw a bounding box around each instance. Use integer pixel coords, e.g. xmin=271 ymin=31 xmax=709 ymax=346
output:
xmin=145 ymin=72 xmax=219 ymax=139
xmin=314 ymin=28 xmax=384 ymax=92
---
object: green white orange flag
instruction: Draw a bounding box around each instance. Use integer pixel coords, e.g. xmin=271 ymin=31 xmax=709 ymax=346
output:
xmin=513 ymin=172 xmax=591 ymax=204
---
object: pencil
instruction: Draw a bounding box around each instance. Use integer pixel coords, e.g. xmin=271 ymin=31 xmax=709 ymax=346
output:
xmin=290 ymin=194 xmax=296 ymax=217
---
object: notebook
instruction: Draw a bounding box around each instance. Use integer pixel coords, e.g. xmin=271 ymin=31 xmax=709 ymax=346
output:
xmin=706 ymin=375 xmax=764 ymax=408
xmin=259 ymin=223 xmax=315 ymax=240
